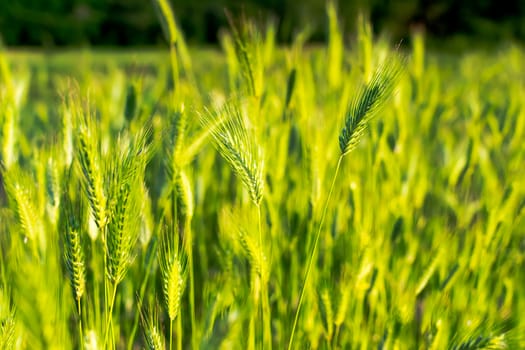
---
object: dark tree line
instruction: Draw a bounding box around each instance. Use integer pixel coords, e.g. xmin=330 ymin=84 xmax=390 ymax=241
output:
xmin=1 ymin=0 xmax=524 ymax=46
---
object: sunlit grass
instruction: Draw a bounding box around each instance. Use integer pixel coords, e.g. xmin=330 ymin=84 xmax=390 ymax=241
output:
xmin=0 ymin=7 xmax=524 ymax=350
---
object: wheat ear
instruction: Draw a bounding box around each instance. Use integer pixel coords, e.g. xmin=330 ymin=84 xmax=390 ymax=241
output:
xmin=103 ymin=130 xmax=151 ymax=348
xmin=339 ymin=56 xmax=403 ymax=156
xmin=76 ymin=110 xmax=107 ymax=233
xmin=159 ymin=223 xmax=187 ymax=350
xmin=63 ymin=202 xmax=86 ymax=305
xmin=204 ymin=98 xmax=270 ymax=348
xmin=63 ymin=198 xmax=86 ymax=348
xmin=159 ymin=228 xmax=186 ymax=322
xmin=201 ymin=98 xmax=264 ymax=206
xmin=105 ymin=131 xmax=150 ymax=284
xmin=2 ymin=166 xmax=44 ymax=254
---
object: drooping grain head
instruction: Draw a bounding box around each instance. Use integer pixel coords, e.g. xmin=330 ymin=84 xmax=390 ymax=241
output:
xmin=201 ymin=98 xmax=264 ymax=206
xmin=339 ymin=55 xmax=404 ymax=156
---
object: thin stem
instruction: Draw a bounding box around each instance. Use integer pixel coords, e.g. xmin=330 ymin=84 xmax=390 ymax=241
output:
xmin=288 ymin=155 xmax=343 ymax=350
xmin=257 ymin=205 xmax=263 ymax=269
xmin=100 ymin=227 xmax=110 ymax=348
xmin=102 ymin=245 xmax=109 ymax=347
xmin=169 ymin=319 xmax=173 ymax=350
xmin=154 ymin=0 xmax=180 ymax=97
xmin=257 ymin=205 xmax=264 ymax=349
xmin=92 ymin=240 xmax=102 ymax=348
xmin=170 ymin=40 xmax=180 ymax=100
xmin=104 ymin=282 xmax=118 ymax=349
xmin=248 ymin=313 xmax=255 ymax=350
xmin=333 ymin=325 xmax=341 ymax=349
xmin=257 ymin=205 xmax=272 ymax=349
xmin=77 ymin=298 xmax=84 ymax=350
xmin=127 ymin=240 xmax=159 ymax=350
xmin=262 ymin=279 xmax=272 ymax=350
xmin=186 ymin=224 xmax=197 ymax=350
xmin=176 ymin=313 xmax=182 ymax=350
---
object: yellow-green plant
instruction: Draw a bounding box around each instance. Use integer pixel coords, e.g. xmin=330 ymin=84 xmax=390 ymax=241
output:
xmin=0 ymin=5 xmax=524 ymax=350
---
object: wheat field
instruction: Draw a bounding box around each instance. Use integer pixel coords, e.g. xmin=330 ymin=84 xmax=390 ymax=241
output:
xmin=0 ymin=3 xmax=524 ymax=349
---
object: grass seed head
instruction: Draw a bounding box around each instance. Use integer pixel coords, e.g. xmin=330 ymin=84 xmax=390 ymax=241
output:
xmin=201 ymin=98 xmax=264 ymax=205
xmin=159 ymin=224 xmax=187 ymax=321
xmin=64 ymin=210 xmax=86 ymax=303
xmin=339 ymin=55 xmax=403 ymax=156
xmin=105 ymin=130 xmax=150 ymax=284
xmin=77 ymin=113 xmax=107 ymax=231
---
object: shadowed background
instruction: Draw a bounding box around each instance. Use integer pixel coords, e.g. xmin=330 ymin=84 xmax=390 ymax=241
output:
xmin=1 ymin=0 xmax=524 ymax=47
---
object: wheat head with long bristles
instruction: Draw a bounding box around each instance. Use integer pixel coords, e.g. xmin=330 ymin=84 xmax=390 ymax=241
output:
xmin=201 ymin=98 xmax=264 ymax=206
xmin=339 ymin=55 xmax=403 ymax=156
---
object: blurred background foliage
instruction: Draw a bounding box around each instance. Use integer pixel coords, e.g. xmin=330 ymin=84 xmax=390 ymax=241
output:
xmin=0 ymin=0 xmax=524 ymax=47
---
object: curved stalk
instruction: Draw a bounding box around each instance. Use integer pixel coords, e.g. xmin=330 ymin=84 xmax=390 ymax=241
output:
xmin=288 ymin=155 xmax=343 ymax=350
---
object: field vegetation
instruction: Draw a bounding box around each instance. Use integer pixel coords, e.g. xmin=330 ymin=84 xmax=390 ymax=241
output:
xmin=0 ymin=2 xmax=524 ymax=349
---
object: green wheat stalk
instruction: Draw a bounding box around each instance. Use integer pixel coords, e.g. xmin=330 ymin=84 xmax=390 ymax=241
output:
xmin=288 ymin=54 xmax=403 ymax=349
xmin=159 ymin=223 xmax=187 ymax=350
xmin=339 ymin=58 xmax=403 ymax=155
xmin=202 ymin=98 xmax=270 ymax=348
xmin=172 ymin=168 xmax=197 ymax=348
xmin=166 ymin=107 xmax=197 ymax=349
xmin=63 ymin=203 xmax=86 ymax=304
xmin=152 ymin=0 xmax=180 ymax=95
xmin=63 ymin=198 xmax=86 ymax=348
xmin=151 ymin=3 xmax=200 ymax=342
xmin=105 ymin=131 xmax=150 ymax=283
xmin=76 ymin=107 xmax=107 ymax=233
xmin=103 ymin=130 xmax=151 ymax=348
xmin=326 ymin=1 xmax=343 ymax=88
xmin=1 ymin=103 xmax=16 ymax=170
